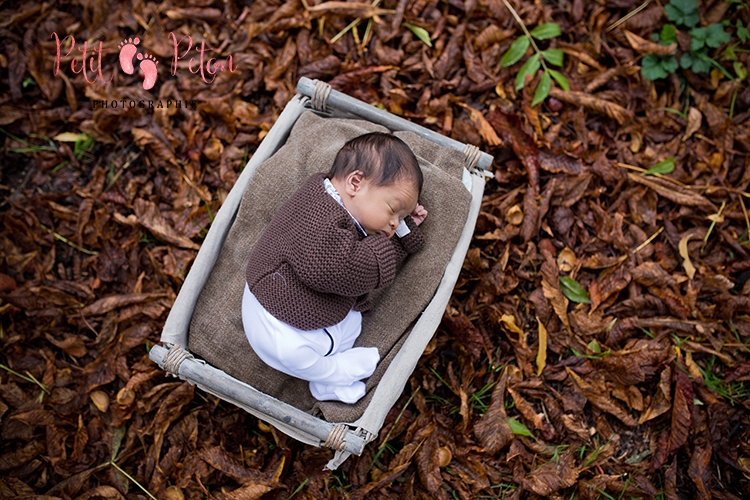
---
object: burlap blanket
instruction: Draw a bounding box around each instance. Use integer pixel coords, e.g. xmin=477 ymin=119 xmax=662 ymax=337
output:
xmin=189 ymin=110 xmax=471 ymax=423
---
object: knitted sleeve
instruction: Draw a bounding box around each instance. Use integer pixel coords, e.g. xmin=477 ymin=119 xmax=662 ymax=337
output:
xmin=291 ymin=221 xmax=401 ymax=296
xmin=396 ymin=215 xmax=425 ymax=255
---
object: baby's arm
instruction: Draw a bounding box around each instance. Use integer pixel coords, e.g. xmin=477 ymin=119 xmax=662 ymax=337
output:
xmin=291 ymin=224 xmax=402 ymax=296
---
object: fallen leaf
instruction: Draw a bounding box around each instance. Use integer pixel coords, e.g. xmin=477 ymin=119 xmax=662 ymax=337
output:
xmin=682 ymin=107 xmax=702 ymax=141
xmin=623 ymin=30 xmax=677 ymax=56
xmin=679 ymin=234 xmax=697 ymax=280
xmin=536 ymin=317 xmax=547 ymax=376
xmin=521 ymin=452 xmax=579 ymax=495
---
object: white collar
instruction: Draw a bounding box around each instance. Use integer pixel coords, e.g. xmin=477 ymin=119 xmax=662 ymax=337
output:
xmin=323 ymin=178 xmax=367 ymax=236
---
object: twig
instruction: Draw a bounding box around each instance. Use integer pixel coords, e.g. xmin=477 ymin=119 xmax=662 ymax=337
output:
xmin=702 ymin=201 xmax=726 ymax=252
xmin=40 ymin=223 xmax=99 ymax=256
xmin=740 ymin=195 xmax=750 ymax=241
xmin=109 ymin=461 xmax=158 ymax=500
xmin=607 ymin=0 xmax=651 ymax=32
xmin=634 ymin=227 xmax=664 ymax=254
xmin=0 ymin=363 xmax=51 ymax=394
xmin=617 ymin=162 xmax=689 ymax=187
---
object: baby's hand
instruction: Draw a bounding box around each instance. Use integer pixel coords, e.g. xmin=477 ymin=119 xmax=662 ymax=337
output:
xmin=410 ymin=204 xmax=428 ymax=226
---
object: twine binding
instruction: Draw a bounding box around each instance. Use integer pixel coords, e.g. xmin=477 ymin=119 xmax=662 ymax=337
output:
xmin=311 ymin=80 xmax=332 ymax=113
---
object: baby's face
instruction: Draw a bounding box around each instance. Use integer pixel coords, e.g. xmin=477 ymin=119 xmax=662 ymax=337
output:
xmin=347 ymin=176 xmax=418 ymax=238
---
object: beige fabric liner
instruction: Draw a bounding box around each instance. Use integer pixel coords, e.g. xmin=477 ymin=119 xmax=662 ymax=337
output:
xmin=189 ymin=111 xmax=471 ymax=423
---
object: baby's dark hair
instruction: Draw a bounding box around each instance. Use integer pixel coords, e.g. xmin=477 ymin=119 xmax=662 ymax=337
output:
xmin=328 ymin=132 xmax=423 ymax=193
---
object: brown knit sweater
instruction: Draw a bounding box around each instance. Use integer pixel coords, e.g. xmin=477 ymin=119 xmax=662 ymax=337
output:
xmin=245 ymin=173 xmax=425 ymax=331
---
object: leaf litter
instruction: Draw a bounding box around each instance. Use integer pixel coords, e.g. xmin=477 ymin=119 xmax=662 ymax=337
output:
xmin=1 ymin=0 xmax=750 ymax=497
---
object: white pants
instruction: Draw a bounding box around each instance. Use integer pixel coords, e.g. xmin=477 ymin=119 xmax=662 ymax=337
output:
xmin=242 ymin=284 xmax=379 ymax=403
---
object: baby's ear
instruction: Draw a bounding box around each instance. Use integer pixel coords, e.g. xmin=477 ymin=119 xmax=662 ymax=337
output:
xmin=345 ymin=170 xmax=365 ymax=195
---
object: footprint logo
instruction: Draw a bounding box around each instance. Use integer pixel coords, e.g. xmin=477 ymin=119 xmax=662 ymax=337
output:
xmin=137 ymin=53 xmax=159 ymax=90
xmin=117 ymin=37 xmax=140 ymax=75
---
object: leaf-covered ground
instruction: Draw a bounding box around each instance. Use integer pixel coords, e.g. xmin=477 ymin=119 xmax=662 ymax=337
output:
xmin=1 ymin=0 xmax=750 ymax=498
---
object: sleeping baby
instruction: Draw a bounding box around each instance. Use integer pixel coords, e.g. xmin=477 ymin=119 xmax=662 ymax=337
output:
xmin=242 ymin=132 xmax=428 ymax=404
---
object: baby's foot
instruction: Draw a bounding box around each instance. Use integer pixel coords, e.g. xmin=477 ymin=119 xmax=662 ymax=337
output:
xmin=117 ymin=37 xmax=140 ymax=75
xmin=337 ymin=346 xmax=379 ymax=381
xmin=310 ymin=381 xmax=366 ymax=404
xmin=137 ymin=53 xmax=159 ymax=90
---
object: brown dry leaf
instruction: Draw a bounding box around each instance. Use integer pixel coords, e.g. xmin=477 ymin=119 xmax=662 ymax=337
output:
xmin=667 ymin=368 xmax=693 ymax=455
xmin=623 ymin=30 xmax=677 ymax=56
xmin=535 ymin=317 xmax=547 ymax=377
xmin=688 ymin=445 xmax=712 ymax=500
xmin=640 ymin=366 xmax=673 ymax=424
xmin=80 ymin=293 xmax=163 ymax=316
xmin=134 ymin=199 xmax=201 ymax=250
xmin=679 ymin=234 xmax=697 ymax=279
xmin=682 ymin=107 xmax=702 ymax=141
xmin=132 ymin=128 xmax=179 ymax=166
xmin=594 ymin=338 xmax=669 ymax=385
xmin=486 ymin=109 xmax=540 ymax=193
xmin=457 ymin=103 xmax=502 ymax=146
xmin=541 ymin=259 xmax=570 ymax=332
xmin=149 ymin=382 xmax=195 ymax=462
xmin=0 ymin=440 xmax=45 ymax=472
xmin=416 ymin=432 xmax=442 ymax=495
xmin=306 ymin=1 xmax=394 ymax=17
xmin=521 ymin=452 xmax=579 ymax=495
xmin=627 ymin=173 xmax=716 ymax=211
xmin=508 ymin=387 xmax=554 ymax=440
xmin=44 ymin=333 xmax=87 ymax=357
xmin=539 ymin=150 xmax=583 ymax=175
xmin=520 ymin=187 xmax=541 ymax=243
xmin=77 ymin=486 xmax=127 ymax=500
xmin=200 ymin=446 xmax=269 ymax=484
xmin=549 ymin=87 xmax=634 ymax=124
xmin=566 ymin=369 xmax=637 ymax=426
xmin=474 ymin=369 xmax=513 ymax=453
xmin=349 ymin=462 xmax=411 ymax=500
xmin=631 ymin=261 xmax=679 ymax=288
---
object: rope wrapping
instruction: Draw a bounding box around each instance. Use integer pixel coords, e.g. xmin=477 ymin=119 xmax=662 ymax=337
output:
xmin=311 ymin=80 xmax=332 ymax=113
xmin=463 ymin=144 xmax=482 ymax=172
xmin=323 ymin=423 xmax=348 ymax=451
xmin=163 ymin=345 xmax=193 ymax=374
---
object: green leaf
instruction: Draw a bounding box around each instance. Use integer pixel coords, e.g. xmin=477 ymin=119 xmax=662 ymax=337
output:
xmin=642 ymin=54 xmax=669 ymax=80
xmin=705 ymin=23 xmax=730 ymax=48
xmin=403 ymin=23 xmax=433 ymax=47
xmin=665 ymin=0 xmax=699 ymax=27
xmin=112 ymin=425 xmax=126 ymax=461
xmin=548 ymin=69 xmax=570 ymax=90
xmin=737 ymin=21 xmax=749 ymax=44
xmin=532 ymin=71 xmax=551 ymax=107
xmin=515 ymin=53 xmax=540 ymax=90
xmin=508 ymin=417 xmax=534 ymax=437
xmin=734 ymin=61 xmax=748 ymax=80
xmin=588 ymin=339 xmax=602 ymax=354
xmin=662 ymin=55 xmax=679 ymax=73
xmin=660 ymin=24 xmax=678 ymax=45
xmin=530 ymin=23 xmax=561 ymax=40
xmin=690 ymin=26 xmax=707 ymax=51
xmin=501 ymin=36 xmax=530 ymax=68
xmin=690 ymin=51 xmax=712 ymax=73
xmin=680 ymin=52 xmax=695 ymax=69
xmin=559 ymin=276 xmax=591 ymax=303
xmin=541 ymin=48 xmax=564 ymax=66
xmin=643 ymin=156 xmax=676 ymax=175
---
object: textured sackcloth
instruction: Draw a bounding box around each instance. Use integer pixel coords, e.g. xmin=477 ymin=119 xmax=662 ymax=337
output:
xmin=188 ymin=111 xmax=472 ymax=423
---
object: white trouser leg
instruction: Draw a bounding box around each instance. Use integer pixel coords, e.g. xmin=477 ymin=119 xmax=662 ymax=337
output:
xmin=242 ymin=285 xmax=379 ymax=402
